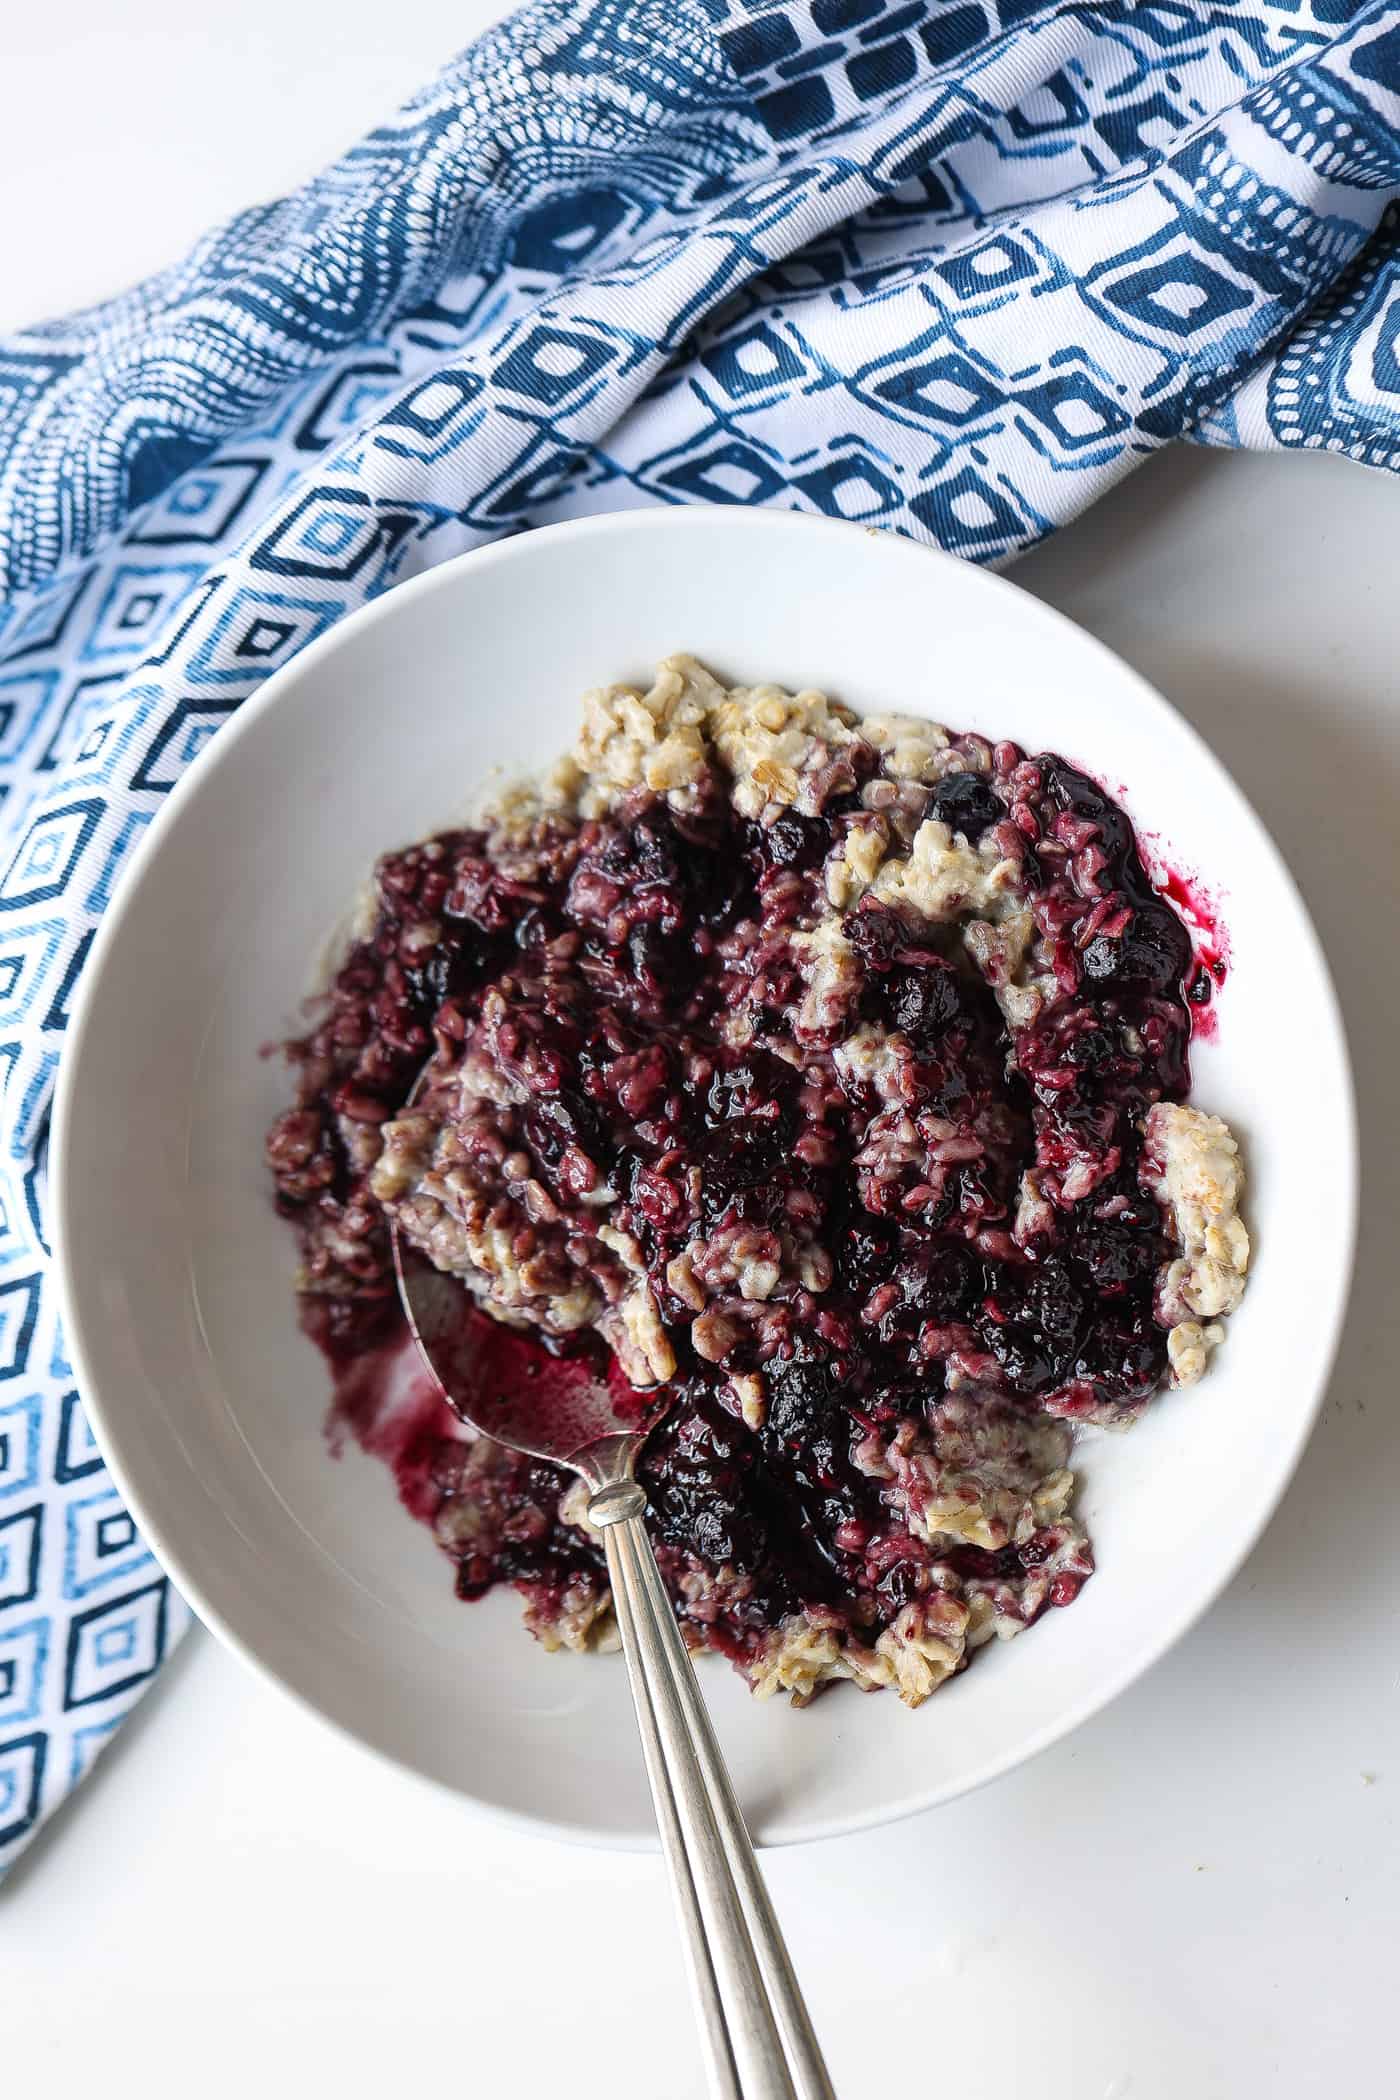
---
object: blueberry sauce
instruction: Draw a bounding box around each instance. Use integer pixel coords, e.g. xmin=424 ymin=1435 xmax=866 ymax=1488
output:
xmin=268 ymin=728 xmax=1216 ymax=1685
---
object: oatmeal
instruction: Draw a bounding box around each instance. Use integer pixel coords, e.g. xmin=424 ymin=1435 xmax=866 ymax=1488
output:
xmin=266 ymin=657 xmax=1249 ymax=1706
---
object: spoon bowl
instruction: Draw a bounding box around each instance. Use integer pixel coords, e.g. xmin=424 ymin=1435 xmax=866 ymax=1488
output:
xmin=391 ymin=1241 xmax=654 ymax=1464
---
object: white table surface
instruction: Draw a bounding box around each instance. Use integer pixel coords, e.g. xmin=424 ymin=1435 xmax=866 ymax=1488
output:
xmin=2 ymin=8 xmax=1396 ymax=2096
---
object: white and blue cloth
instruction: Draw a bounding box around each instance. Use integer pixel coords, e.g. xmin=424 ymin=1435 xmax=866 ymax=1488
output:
xmin=2 ymin=0 xmax=1398 ymax=1875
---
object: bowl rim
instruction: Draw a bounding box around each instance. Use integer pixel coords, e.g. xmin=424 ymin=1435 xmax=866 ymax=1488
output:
xmin=51 ymin=505 xmax=1359 ymax=1848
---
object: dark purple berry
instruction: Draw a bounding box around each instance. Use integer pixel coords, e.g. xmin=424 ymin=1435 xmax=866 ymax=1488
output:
xmin=1040 ymin=758 xmax=1130 ymax=858
xmin=927 ymin=770 xmax=1004 ymax=842
xmin=1072 ymin=1315 xmax=1165 ymax=1405
xmin=758 ymin=812 xmax=828 ymax=870
xmin=402 ymin=936 xmax=481 ymax=1016
xmin=1066 ymin=1025 xmax=1112 ymax=1069
xmin=1081 ymin=906 xmax=1191 ymax=994
xmin=765 ymin=1359 xmax=842 ymax=1445
xmin=843 ymin=902 xmax=946 ymax=973
xmin=643 ymin=1395 xmax=766 ymax=1572
xmin=696 ymin=1115 xmax=790 ymax=1223
xmin=1073 ymin=1212 xmax=1162 ymax=1292
xmin=985 ymin=1320 xmax=1059 ymax=1394
xmin=898 ymin=1245 xmax=976 ymax=1322
xmin=522 ymin=1090 xmax=610 ymax=1183
xmin=1024 ymin=1256 xmax=1083 ymax=1344
xmin=889 ymin=961 xmax=966 ymax=1045
xmin=629 ymin=808 xmax=683 ymax=886
xmin=839 ymin=1216 xmax=899 ymax=1294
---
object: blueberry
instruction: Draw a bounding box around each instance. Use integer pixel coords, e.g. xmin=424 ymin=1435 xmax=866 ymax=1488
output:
xmin=746 ymin=1368 xmax=883 ymax=1587
xmin=897 ymin=1245 xmax=975 ymax=1322
xmin=402 ymin=954 xmax=451 ymax=1013
xmin=1074 ymin=1214 xmax=1162 ymax=1291
xmin=889 ymin=962 xmax=965 ymax=1046
xmin=927 ymin=771 xmax=1004 ymax=842
xmin=696 ymin=1115 xmax=790 ymax=1224
xmin=766 ymin=1359 xmax=842 ymax=1445
xmin=643 ymin=1396 xmax=766 ymax=1571
xmin=1066 ymin=1025 xmax=1112 ymax=1069
xmin=1024 ymin=1257 xmax=1083 ymax=1344
xmin=983 ymin=1258 xmax=1084 ymax=1394
xmin=1079 ymin=934 xmax=1121 ymax=984
xmin=512 ymin=907 xmax=559 ymax=954
xmin=1039 ymin=758 xmax=1130 ymax=858
xmin=690 ymin=1503 xmax=755 ymax=1567
xmin=838 ymin=1215 xmax=899 ymax=1294
xmin=985 ymin=1320 xmax=1058 ymax=1394
xmin=629 ymin=808 xmax=683 ymax=886
xmin=402 ymin=937 xmax=481 ymax=1015
xmin=705 ymin=1048 xmax=799 ymax=1125
xmin=759 ymin=812 xmax=828 ymax=870
xmin=948 ymin=1543 xmax=1022 ymax=1583
xmin=842 ymin=903 xmax=944 ymax=973
xmin=692 ymin=854 xmax=752 ymax=930
xmin=623 ymin=805 xmax=751 ymax=929
xmin=652 ymin=1478 xmax=761 ymax=1569
xmin=697 ymin=1114 xmax=781 ymax=1168
xmin=1081 ymin=906 xmax=1191 ymax=994
xmin=522 ymin=1090 xmax=609 ymax=1177
xmin=1073 ymin=1315 xmax=1165 ymax=1405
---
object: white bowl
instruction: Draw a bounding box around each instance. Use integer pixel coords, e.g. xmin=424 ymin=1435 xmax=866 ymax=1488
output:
xmin=53 ymin=510 xmax=1356 ymax=1847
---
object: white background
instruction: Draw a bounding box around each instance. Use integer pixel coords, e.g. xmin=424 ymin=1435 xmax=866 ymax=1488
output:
xmin=2 ymin=7 xmax=1396 ymax=2096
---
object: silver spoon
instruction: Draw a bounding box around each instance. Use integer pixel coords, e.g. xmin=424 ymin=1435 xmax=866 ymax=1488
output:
xmin=391 ymin=1237 xmax=836 ymax=2100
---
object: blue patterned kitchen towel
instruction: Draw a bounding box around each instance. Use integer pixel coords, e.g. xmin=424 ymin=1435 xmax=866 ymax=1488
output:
xmin=1 ymin=0 xmax=1398 ymax=1875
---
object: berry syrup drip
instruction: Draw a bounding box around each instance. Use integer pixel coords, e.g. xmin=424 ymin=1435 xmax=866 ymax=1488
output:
xmin=396 ymin=1258 xmax=657 ymax=1455
xmin=269 ymin=739 xmax=1214 ymax=1642
xmin=1153 ymin=864 xmax=1230 ymax=1034
xmin=303 ymin=1293 xmax=614 ymax=1603
xmin=302 ymin=1294 xmax=462 ymax=1527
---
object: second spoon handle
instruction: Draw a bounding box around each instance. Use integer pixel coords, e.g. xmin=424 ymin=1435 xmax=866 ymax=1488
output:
xmin=627 ymin=1521 xmax=835 ymax=2099
xmin=601 ymin=1500 xmax=744 ymax=2100
xmin=589 ymin=1476 xmax=834 ymax=2100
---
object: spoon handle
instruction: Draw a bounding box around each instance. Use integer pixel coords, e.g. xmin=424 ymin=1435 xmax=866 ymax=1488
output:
xmin=601 ymin=1499 xmax=747 ymax=2100
xmin=589 ymin=1478 xmax=835 ymax=2100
